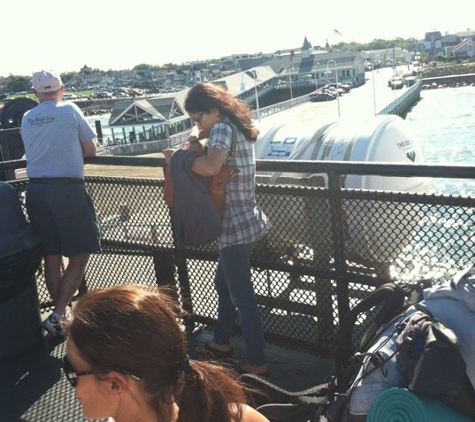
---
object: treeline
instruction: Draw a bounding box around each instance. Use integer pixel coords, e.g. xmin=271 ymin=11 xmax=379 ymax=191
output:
xmin=330 ymin=37 xmax=422 ymax=54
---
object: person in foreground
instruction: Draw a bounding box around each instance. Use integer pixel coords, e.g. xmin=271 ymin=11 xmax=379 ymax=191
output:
xmin=65 ymin=284 xmax=270 ymax=422
xmin=163 ymin=83 xmax=271 ymax=375
xmin=20 ymin=70 xmax=101 ymax=337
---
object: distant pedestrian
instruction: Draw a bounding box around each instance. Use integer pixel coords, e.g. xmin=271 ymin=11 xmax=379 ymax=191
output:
xmin=20 ymin=70 xmax=101 ymax=337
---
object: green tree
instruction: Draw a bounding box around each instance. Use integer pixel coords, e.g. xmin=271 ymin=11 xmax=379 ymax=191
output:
xmin=7 ymin=76 xmax=31 ymax=93
xmin=80 ymin=65 xmax=94 ymax=75
xmin=162 ymin=63 xmax=176 ymax=71
xmin=133 ymin=64 xmax=153 ymax=70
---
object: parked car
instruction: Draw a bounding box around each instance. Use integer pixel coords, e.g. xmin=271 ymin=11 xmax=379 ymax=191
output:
xmin=95 ymin=91 xmax=113 ymax=99
xmin=325 ymin=84 xmax=344 ymax=97
xmin=390 ymin=79 xmax=404 ymax=90
xmin=113 ymin=91 xmax=129 ymax=98
xmin=329 ymin=82 xmax=352 ymax=93
xmin=129 ymin=89 xmax=144 ymax=97
xmin=310 ymin=92 xmax=335 ymax=102
xmin=63 ymin=93 xmax=78 ymax=100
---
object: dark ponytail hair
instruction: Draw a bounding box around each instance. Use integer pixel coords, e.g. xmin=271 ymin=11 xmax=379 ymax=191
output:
xmin=177 ymin=359 xmax=246 ymax=422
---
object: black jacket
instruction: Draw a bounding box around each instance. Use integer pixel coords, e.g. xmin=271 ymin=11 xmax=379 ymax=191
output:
xmin=169 ymin=150 xmax=221 ymax=248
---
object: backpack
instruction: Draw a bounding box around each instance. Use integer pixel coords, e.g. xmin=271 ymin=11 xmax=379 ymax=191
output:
xmin=239 ymin=282 xmax=411 ymax=422
xmin=395 ymin=303 xmax=475 ymax=417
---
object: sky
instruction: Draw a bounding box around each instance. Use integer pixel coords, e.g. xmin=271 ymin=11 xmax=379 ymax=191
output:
xmin=2 ymin=0 xmax=472 ymax=78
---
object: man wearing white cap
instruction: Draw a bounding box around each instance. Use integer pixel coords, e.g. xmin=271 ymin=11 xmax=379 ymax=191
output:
xmin=20 ymin=70 xmax=101 ymax=337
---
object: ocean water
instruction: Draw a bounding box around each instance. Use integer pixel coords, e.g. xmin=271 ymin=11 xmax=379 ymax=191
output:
xmin=393 ymin=86 xmax=474 ymax=282
xmin=405 ymin=86 xmax=475 ymax=196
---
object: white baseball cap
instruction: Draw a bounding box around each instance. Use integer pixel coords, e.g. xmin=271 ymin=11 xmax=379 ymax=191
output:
xmin=32 ymin=70 xmax=63 ymax=93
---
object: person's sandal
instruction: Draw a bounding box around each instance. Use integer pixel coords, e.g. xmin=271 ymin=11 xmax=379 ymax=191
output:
xmin=195 ymin=343 xmax=233 ymax=360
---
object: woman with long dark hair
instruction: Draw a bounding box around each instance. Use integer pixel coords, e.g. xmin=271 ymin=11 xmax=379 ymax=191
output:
xmin=164 ymin=83 xmax=271 ymax=375
xmin=65 ymin=284 xmax=270 ymax=422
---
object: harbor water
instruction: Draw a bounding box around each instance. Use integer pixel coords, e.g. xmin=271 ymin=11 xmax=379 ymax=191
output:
xmin=392 ymin=86 xmax=474 ymax=282
xmin=405 ymin=85 xmax=475 ymax=197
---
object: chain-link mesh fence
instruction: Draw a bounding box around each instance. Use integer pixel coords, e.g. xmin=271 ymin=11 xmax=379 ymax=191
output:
xmin=7 ymin=160 xmax=474 ymax=358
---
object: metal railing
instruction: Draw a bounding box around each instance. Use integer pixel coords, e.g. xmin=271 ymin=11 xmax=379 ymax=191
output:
xmin=3 ymin=156 xmax=474 ymax=356
xmin=377 ymin=78 xmax=422 ymax=115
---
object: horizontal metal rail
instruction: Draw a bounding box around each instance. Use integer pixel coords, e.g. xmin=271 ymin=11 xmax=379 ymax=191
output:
xmin=2 ymin=155 xmax=473 ymax=180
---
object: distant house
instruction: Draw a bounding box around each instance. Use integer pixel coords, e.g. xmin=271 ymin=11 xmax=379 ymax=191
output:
xmin=176 ymin=62 xmax=213 ymax=87
xmin=82 ymin=73 xmax=104 ymax=88
xmin=442 ymin=33 xmax=460 ymax=54
xmin=451 ymin=37 xmax=475 ymax=59
xmin=264 ymin=51 xmax=365 ymax=88
xmin=424 ymin=30 xmax=475 ymax=58
xmin=424 ymin=31 xmax=443 ymax=58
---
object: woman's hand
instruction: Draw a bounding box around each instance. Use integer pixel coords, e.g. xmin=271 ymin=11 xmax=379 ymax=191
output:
xmin=187 ymin=125 xmax=206 ymax=155
xmin=188 ymin=125 xmax=201 ymax=140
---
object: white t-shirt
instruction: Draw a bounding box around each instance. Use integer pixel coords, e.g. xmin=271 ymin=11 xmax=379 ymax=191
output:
xmin=20 ymin=100 xmax=96 ymax=178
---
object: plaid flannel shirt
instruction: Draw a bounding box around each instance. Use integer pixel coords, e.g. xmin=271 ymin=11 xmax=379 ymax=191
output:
xmin=207 ymin=119 xmax=271 ymax=248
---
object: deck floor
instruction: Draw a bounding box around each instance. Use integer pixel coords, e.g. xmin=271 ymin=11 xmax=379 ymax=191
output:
xmin=2 ymin=328 xmax=335 ymax=422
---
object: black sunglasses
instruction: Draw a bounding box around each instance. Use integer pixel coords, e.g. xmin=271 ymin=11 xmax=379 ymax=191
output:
xmin=62 ymin=356 xmax=140 ymax=388
xmin=193 ymin=112 xmax=204 ymax=123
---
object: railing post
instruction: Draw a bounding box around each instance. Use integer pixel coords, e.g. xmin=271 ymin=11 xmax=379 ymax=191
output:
xmin=327 ymin=170 xmax=350 ymax=319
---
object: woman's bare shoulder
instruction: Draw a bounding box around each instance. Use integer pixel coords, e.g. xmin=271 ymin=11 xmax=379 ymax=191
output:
xmin=241 ymin=404 xmax=270 ymax=422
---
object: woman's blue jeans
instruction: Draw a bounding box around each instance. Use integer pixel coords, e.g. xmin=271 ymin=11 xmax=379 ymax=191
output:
xmin=213 ymin=242 xmax=266 ymax=366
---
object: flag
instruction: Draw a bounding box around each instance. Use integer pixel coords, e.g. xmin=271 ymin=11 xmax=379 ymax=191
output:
xmin=333 ymin=29 xmax=342 ymax=37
